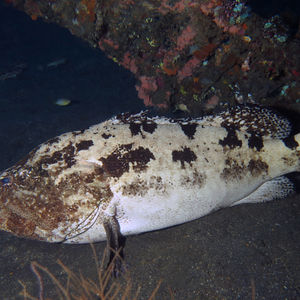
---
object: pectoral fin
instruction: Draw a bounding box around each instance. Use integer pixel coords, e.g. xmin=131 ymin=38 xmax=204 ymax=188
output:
xmin=103 ymin=216 xmax=125 ymax=276
xmin=232 ymin=176 xmax=295 ymax=206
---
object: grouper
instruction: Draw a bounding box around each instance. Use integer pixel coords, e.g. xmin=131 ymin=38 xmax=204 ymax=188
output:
xmin=0 ymin=106 xmax=299 ymax=262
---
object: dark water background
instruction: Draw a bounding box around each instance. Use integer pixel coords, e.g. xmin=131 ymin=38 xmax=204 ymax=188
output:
xmin=0 ymin=2 xmax=299 ymax=299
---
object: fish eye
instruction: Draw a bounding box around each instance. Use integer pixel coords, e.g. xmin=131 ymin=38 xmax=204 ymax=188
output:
xmin=0 ymin=177 xmax=11 ymax=185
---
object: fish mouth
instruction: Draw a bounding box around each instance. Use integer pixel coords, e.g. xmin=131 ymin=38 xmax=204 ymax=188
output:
xmin=0 ymin=206 xmax=41 ymax=240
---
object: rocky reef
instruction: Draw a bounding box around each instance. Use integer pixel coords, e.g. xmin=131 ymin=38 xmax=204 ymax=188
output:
xmin=5 ymin=0 xmax=300 ymax=113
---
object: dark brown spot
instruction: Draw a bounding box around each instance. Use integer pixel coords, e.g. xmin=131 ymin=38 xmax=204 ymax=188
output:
xmin=46 ymin=137 xmax=60 ymax=146
xmin=221 ymin=157 xmax=269 ymax=182
xmin=39 ymin=151 xmax=63 ymax=166
xmin=149 ymin=176 xmax=165 ymax=191
xmin=35 ymin=142 xmax=76 ymax=171
xmin=130 ymin=147 xmax=155 ymax=172
xmin=283 ymin=135 xmax=299 ymax=150
xmin=122 ymin=179 xmax=148 ymax=197
xmin=248 ymin=132 xmax=264 ymax=151
xmin=180 ymin=123 xmax=198 ymax=139
xmin=122 ymin=176 xmax=166 ymax=197
xmin=102 ymin=133 xmax=112 ymax=139
xmin=128 ymin=121 xmax=157 ymax=137
xmin=172 ymin=147 xmax=197 ymax=168
xmin=76 ymin=140 xmax=94 ymax=151
xmin=221 ymin=158 xmax=246 ymax=181
xmin=142 ymin=122 xmax=157 ymax=134
xmin=281 ymin=156 xmax=296 ymax=167
xmin=219 ymin=127 xmax=242 ymax=149
xmin=62 ymin=143 xmax=76 ymax=168
xmin=129 ymin=123 xmax=142 ymax=136
xmin=117 ymin=112 xmax=157 ymax=133
xmin=181 ymin=170 xmax=206 ymax=187
xmin=248 ymin=159 xmax=268 ymax=177
xmin=100 ymin=144 xmax=155 ymax=178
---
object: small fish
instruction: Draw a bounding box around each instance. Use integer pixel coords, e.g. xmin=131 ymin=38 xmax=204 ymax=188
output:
xmin=47 ymin=58 xmax=67 ymax=69
xmin=55 ymin=98 xmax=71 ymax=106
xmin=174 ymin=103 xmax=190 ymax=113
xmin=0 ymin=106 xmax=299 ymax=264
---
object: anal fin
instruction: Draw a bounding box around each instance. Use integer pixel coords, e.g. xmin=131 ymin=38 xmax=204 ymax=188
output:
xmin=232 ymin=176 xmax=295 ymax=206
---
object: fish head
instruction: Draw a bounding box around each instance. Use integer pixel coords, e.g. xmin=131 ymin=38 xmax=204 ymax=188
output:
xmin=0 ymin=155 xmax=73 ymax=242
xmin=0 ymin=139 xmax=112 ymax=243
xmin=0 ymin=164 xmax=42 ymax=240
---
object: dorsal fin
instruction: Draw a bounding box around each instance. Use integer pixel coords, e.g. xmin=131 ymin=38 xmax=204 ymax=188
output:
xmin=109 ymin=106 xmax=292 ymax=139
xmin=203 ymin=106 xmax=292 ymax=139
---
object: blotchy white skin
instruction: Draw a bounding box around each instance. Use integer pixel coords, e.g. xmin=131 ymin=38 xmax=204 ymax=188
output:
xmin=60 ymin=125 xmax=300 ymax=243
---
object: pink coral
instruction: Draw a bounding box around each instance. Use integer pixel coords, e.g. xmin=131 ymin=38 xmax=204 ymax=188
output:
xmin=158 ymin=0 xmax=187 ymax=15
xmin=98 ymin=38 xmax=119 ymax=51
xmin=177 ymin=57 xmax=201 ymax=81
xmin=135 ymin=76 xmax=158 ymax=106
xmin=135 ymin=85 xmax=152 ymax=106
xmin=139 ymin=76 xmax=158 ymax=92
xmin=121 ymin=52 xmax=138 ymax=74
xmin=205 ymin=95 xmax=220 ymax=109
xmin=199 ymin=0 xmax=219 ymax=15
xmin=103 ymin=38 xmax=119 ymax=49
xmin=228 ymin=25 xmax=245 ymax=35
xmin=176 ymin=25 xmax=197 ymax=51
